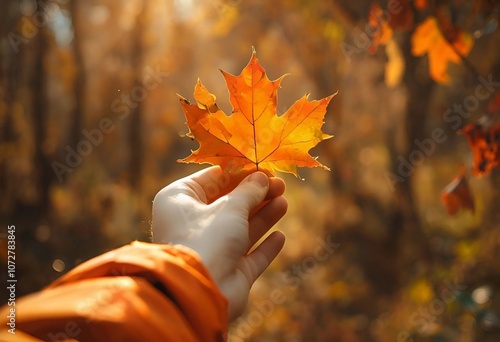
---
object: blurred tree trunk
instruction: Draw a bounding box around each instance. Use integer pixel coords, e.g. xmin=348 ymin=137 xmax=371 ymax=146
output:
xmin=70 ymin=0 xmax=85 ymax=150
xmin=32 ymin=29 xmax=53 ymax=218
xmin=391 ymin=34 xmax=435 ymax=265
xmin=128 ymin=3 xmax=146 ymax=190
xmin=0 ymin=2 xmax=20 ymax=216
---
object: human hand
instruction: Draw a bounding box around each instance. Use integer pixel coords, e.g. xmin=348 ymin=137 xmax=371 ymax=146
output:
xmin=152 ymin=166 xmax=287 ymax=321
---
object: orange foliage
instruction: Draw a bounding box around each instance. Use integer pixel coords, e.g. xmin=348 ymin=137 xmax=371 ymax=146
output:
xmin=178 ymin=49 xmax=334 ymax=178
xmin=411 ymin=17 xmax=474 ymax=84
xmin=488 ymin=94 xmax=500 ymax=114
xmin=384 ymin=39 xmax=405 ymax=87
xmin=387 ymin=0 xmax=414 ymax=32
xmin=461 ymin=122 xmax=500 ymax=177
xmin=368 ymin=0 xmax=413 ymax=53
xmin=441 ymin=166 xmax=475 ymax=216
xmin=414 ymin=0 xmax=428 ymax=10
xmin=368 ymin=3 xmax=393 ymax=53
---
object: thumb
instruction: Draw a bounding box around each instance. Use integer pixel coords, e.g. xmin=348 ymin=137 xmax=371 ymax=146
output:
xmin=225 ymin=172 xmax=269 ymax=214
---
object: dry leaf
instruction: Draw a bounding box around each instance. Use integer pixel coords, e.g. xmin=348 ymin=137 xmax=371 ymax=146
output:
xmin=488 ymin=94 xmax=500 ymax=114
xmin=441 ymin=166 xmax=475 ymax=216
xmin=387 ymin=0 xmax=414 ymax=32
xmin=461 ymin=121 xmax=500 ymax=176
xmin=178 ymin=49 xmax=334 ymax=178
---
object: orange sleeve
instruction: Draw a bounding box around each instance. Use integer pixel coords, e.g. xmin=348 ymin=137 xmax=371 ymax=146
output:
xmin=0 ymin=241 xmax=228 ymax=342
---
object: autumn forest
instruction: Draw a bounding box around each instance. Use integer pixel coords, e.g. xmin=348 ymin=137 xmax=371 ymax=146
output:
xmin=1 ymin=0 xmax=500 ymax=341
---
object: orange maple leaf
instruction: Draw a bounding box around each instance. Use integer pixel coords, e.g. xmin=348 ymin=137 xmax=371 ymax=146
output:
xmin=411 ymin=17 xmax=473 ymax=84
xmin=177 ymin=49 xmax=334 ymax=178
xmin=441 ymin=166 xmax=475 ymax=216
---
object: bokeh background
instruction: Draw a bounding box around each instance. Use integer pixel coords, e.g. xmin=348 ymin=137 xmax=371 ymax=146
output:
xmin=1 ymin=0 xmax=500 ymax=341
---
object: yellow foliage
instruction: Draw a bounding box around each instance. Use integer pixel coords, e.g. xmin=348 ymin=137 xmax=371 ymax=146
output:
xmin=328 ymin=281 xmax=350 ymax=300
xmin=211 ymin=5 xmax=239 ymax=37
xmin=455 ymin=240 xmax=479 ymax=262
xmin=385 ymin=39 xmax=405 ymax=87
xmin=409 ymin=278 xmax=434 ymax=303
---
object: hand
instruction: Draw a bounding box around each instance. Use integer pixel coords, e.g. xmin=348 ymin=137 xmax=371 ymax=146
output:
xmin=152 ymin=166 xmax=287 ymax=321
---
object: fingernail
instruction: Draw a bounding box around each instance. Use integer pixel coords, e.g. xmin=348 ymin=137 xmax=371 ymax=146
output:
xmin=249 ymin=172 xmax=268 ymax=188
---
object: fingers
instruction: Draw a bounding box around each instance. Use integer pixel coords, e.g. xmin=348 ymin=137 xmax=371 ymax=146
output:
xmin=154 ymin=166 xmax=222 ymax=205
xmin=185 ymin=167 xmax=285 ymax=204
xmin=248 ymin=196 xmax=288 ymax=246
xmin=188 ymin=166 xmax=229 ymax=203
xmin=266 ymin=177 xmax=286 ymax=200
xmin=224 ymin=172 xmax=270 ymax=214
xmin=244 ymin=231 xmax=286 ymax=284
xmin=188 ymin=166 xmax=223 ymax=184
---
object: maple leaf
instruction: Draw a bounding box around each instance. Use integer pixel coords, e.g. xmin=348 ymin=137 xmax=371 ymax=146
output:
xmin=441 ymin=166 xmax=475 ymax=216
xmin=411 ymin=16 xmax=473 ymax=84
xmin=177 ymin=49 xmax=334 ymax=178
